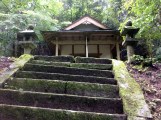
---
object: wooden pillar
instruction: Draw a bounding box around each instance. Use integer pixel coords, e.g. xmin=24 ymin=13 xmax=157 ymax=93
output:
xmin=116 ymin=36 xmax=120 ymax=60
xmin=116 ymin=42 xmax=120 ymax=60
xmin=97 ymin=45 xmax=100 ymax=58
xmin=55 ymin=37 xmax=59 ymax=56
xmin=72 ymin=45 xmax=74 ymax=56
xmin=85 ymin=36 xmax=88 ymax=58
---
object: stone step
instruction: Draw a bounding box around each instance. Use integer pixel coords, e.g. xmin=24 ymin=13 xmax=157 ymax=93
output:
xmin=30 ymin=60 xmax=71 ymax=67
xmin=0 ymin=104 xmax=127 ymax=120
xmin=15 ymin=71 xmax=117 ymax=85
xmin=33 ymin=56 xmax=112 ymax=64
xmin=5 ymin=78 xmax=119 ymax=98
xmin=22 ymin=63 xmax=114 ymax=78
xmin=0 ymin=89 xmax=123 ymax=114
xmin=75 ymin=57 xmax=112 ymax=64
xmin=29 ymin=60 xmax=113 ymax=70
xmin=34 ymin=55 xmax=75 ymax=63
xmin=70 ymin=63 xmax=113 ymax=70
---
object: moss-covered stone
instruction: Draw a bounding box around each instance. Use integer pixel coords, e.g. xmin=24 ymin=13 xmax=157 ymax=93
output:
xmin=112 ymin=59 xmax=152 ymax=120
xmin=75 ymin=57 xmax=112 ymax=64
xmin=22 ymin=63 xmax=114 ymax=78
xmin=30 ymin=60 xmax=71 ymax=67
xmin=0 ymin=54 xmax=33 ymax=87
xmin=0 ymin=104 xmax=127 ymax=120
xmin=66 ymin=81 xmax=119 ymax=98
xmin=5 ymin=78 xmax=119 ymax=98
xmin=29 ymin=60 xmax=112 ymax=70
xmin=0 ymin=89 xmax=123 ymax=114
xmin=15 ymin=71 xmax=117 ymax=85
xmin=70 ymin=63 xmax=112 ymax=70
xmin=5 ymin=78 xmax=65 ymax=94
xmin=34 ymin=55 xmax=75 ymax=63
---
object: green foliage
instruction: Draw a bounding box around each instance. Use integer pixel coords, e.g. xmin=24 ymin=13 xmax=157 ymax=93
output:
xmin=131 ymin=55 xmax=155 ymax=67
xmin=0 ymin=0 xmax=122 ymax=56
xmin=121 ymin=0 xmax=161 ymax=57
xmin=156 ymin=55 xmax=161 ymax=62
xmin=131 ymin=55 xmax=144 ymax=65
xmin=0 ymin=11 xmax=60 ymax=56
xmin=142 ymin=58 xmax=152 ymax=67
xmin=156 ymin=47 xmax=161 ymax=62
xmin=156 ymin=47 xmax=161 ymax=55
xmin=0 ymin=0 xmax=160 ymax=57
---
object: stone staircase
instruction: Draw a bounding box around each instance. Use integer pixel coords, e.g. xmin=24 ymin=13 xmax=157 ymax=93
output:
xmin=0 ymin=56 xmax=127 ymax=120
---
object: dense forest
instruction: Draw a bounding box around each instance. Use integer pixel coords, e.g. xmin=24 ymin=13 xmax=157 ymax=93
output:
xmin=0 ymin=0 xmax=161 ymax=57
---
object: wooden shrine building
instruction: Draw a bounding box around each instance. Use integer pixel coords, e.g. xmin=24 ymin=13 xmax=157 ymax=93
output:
xmin=41 ymin=15 xmax=122 ymax=59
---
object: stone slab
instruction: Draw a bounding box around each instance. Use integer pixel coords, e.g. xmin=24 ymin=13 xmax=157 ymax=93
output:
xmin=112 ymin=60 xmax=152 ymax=120
xmin=0 ymin=54 xmax=33 ymax=87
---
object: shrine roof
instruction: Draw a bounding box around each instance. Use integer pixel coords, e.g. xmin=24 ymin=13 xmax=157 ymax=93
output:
xmin=64 ymin=15 xmax=108 ymax=30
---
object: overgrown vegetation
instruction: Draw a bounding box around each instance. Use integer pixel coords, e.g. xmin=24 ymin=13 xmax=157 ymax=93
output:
xmin=121 ymin=0 xmax=161 ymax=58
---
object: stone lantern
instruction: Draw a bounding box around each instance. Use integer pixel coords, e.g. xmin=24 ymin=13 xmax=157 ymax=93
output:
xmin=16 ymin=25 xmax=37 ymax=56
xmin=121 ymin=21 xmax=140 ymax=63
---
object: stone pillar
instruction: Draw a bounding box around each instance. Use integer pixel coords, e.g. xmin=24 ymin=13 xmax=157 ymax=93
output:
xmin=85 ymin=36 xmax=88 ymax=58
xmin=55 ymin=37 xmax=59 ymax=56
xmin=127 ymin=45 xmax=134 ymax=63
xmin=121 ymin=21 xmax=140 ymax=62
xmin=24 ymin=47 xmax=32 ymax=54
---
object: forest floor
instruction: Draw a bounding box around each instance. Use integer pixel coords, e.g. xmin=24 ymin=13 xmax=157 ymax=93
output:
xmin=127 ymin=63 xmax=161 ymax=120
xmin=0 ymin=56 xmax=15 ymax=75
xmin=0 ymin=56 xmax=160 ymax=120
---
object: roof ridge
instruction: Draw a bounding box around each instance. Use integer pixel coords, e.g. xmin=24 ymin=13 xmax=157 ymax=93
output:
xmin=64 ymin=15 xmax=107 ymax=30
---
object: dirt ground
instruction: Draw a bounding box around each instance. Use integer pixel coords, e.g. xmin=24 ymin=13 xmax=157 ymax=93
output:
xmin=0 ymin=57 xmax=15 ymax=75
xmin=127 ymin=63 xmax=161 ymax=120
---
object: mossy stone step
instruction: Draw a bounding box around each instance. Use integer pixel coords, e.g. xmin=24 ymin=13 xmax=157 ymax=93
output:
xmin=22 ymin=63 xmax=114 ymax=78
xmin=15 ymin=71 xmax=117 ymax=85
xmin=0 ymin=89 xmax=123 ymax=114
xmin=29 ymin=60 xmax=113 ymax=70
xmin=70 ymin=63 xmax=113 ymax=70
xmin=0 ymin=104 xmax=127 ymax=120
xmin=34 ymin=55 xmax=75 ymax=63
xmin=5 ymin=78 xmax=119 ymax=98
xmin=30 ymin=60 xmax=71 ymax=67
xmin=75 ymin=57 xmax=112 ymax=64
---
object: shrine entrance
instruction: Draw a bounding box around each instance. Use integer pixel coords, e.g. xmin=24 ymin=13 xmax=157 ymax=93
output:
xmin=41 ymin=15 xmax=122 ymax=59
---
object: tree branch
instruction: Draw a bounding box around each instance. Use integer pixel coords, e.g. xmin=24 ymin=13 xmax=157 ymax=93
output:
xmin=1 ymin=1 xmax=11 ymax=13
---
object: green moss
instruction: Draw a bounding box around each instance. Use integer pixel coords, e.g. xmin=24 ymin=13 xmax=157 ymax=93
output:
xmin=11 ymin=54 xmax=34 ymax=68
xmin=112 ymin=59 xmax=152 ymax=119
xmin=70 ymin=63 xmax=112 ymax=70
xmin=28 ymin=57 xmax=112 ymax=70
xmin=5 ymin=78 xmax=118 ymax=98
xmin=15 ymin=71 xmax=117 ymax=85
xmin=5 ymin=78 xmax=66 ymax=93
xmin=34 ymin=55 xmax=75 ymax=63
xmin=0 ymin=105 xmax=125 ymax=120
xmin=0 ymin=54 xmax=33 ymax=87
xmin=30 ymin=60 xmax=70 ymax=67
xmin=75 ymin=57 xmax=112 ymax=64
xmin=0 ymin=89 xmax=123 ymax=114
xmin=66 ymin=81 xmax=119 ymax=98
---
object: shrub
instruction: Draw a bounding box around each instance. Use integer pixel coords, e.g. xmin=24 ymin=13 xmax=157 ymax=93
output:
xmin=156 ymin=55 xmax=161 ymax=62
xmin=155 ymin=47 xmax=161 ymax=63
xmin=131 ymin=55 xmax=144 ymax=65
xmin=142 ymin=58 xmax=153 ymax=67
